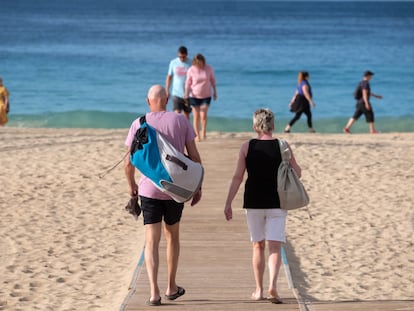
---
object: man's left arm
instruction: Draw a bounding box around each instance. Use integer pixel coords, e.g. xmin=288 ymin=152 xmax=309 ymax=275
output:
xmin=185 ymin=140 xmax=202 ymax=206
xmin=371 ymin=92 xmax=383 ymax=99
xmin=186 ymin=140 xmax=201 ymax=164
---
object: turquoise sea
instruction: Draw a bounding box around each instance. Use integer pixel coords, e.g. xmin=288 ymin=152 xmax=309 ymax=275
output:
xmin=1 ymin=0 xmax=414 ymax=133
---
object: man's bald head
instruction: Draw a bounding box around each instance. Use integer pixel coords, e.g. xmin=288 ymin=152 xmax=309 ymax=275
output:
xmin=147 ymin=85 xmax=168 ymax=111
xmin=147 ymin=85 xmax=167 ymax=99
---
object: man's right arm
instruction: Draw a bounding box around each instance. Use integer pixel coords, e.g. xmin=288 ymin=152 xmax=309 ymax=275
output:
xmin=124 ymin=147 xmax=138 ymax=197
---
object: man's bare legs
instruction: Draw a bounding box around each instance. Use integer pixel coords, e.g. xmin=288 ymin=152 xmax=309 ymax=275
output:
xmin=200 ymin=104 xmax=209 ymax=140
xmin=369 ymin=122 xmax=378 ymax=133
xmin=268 ymin=240 xmax=282 ymax=299
xmin=184 ymin=110 xmax=190 ymax=120
xmin=145 ymin=222 xmax=162 ymax=302
xmin=144 ymin=221 xmax=182 ymax=302
xmin=343 ymin=117 xmax=355 ymax=133
xmin=251 ymin=240 xmax=266 ymax=300
xmin=174 ymin=108 xmax=190 ymax=120
xmin=164 ymin=222 xmax=181 ymax=296
xmin=344 ymin=118 xmax=378 ymax=134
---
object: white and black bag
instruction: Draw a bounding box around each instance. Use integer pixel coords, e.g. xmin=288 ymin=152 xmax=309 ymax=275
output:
xmin=130 ymin=115 xmax=203 ymax=203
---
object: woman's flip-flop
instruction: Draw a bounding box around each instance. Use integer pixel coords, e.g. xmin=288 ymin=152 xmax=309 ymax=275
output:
xmin=269 ymin=297 xmax=283 ymax=304
xmin=251 ymin=293 xmax=265 ymax=301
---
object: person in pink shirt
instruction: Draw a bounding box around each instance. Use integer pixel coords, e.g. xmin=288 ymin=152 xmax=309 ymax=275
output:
xmin=124 ymin=85 xmax=202 ymax=306
xmin=184 ymin=53 xmax=217 ymax=141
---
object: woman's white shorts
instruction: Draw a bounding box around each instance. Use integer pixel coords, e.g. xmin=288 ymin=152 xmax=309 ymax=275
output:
xmin=245 ymin=208 xmax=287 ymax=243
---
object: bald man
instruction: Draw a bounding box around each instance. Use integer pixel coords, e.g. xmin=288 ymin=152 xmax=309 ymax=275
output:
xmin=124 ymin=85 xmax=202 ymax=306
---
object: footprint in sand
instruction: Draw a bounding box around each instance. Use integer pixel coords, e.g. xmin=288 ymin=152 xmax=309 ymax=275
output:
xmin=0 ymin=237 xmax=18 ymax=274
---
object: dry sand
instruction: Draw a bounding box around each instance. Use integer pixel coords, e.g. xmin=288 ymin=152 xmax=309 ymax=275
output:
xmin=0 ymin=128 xmax=413 ymax=310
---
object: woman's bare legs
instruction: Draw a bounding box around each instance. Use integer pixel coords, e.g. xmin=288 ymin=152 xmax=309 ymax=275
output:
xmin=200 ymin=104 xmax=209 ymax=140
xmin=251 ymin=240 xmax=266 ymax=300
xmin=268 ymin=240 xmax=283 ymax=300
xmin=192 ymin=106 xmax=201 ymax=141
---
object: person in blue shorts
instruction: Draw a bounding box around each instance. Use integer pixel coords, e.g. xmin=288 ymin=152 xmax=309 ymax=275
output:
xmin=166 ymin=46 xmax=192 ymax=119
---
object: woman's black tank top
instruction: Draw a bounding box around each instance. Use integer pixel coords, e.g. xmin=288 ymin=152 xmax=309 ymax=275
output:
xmin=243 ymin=139 xmax=282 ymax=209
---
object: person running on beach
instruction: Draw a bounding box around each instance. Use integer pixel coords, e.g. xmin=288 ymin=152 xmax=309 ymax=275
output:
xmin=0 ymin=77 xmax=10 ymax=126
xmin=343 ymin=70 xmax=383 ymax=134
xmin=166 ymin=46 xmax=192 ymax=119
xmin=284 ymin=71 xmax=316 ymax=133
xmin=124 ymin=85 xmax=202 ymax=306
xmin=184 ymin=53 xmax=217 ymax=141
xmin=224 ymin=108 xmax=302 ymax=304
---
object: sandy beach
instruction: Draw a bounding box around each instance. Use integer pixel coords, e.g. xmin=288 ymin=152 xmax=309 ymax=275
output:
xmin=0 ymin=128 xmax=413 ymax=310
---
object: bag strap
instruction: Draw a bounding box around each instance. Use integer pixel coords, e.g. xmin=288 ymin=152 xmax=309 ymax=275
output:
xmin=278 ymin=138 xmax=313 ymax=220
xmin=138 ymin=114 xmax=189 ymax=171
xmin=166 ymin=154 xmax=188 ymax=170
xmin=130 ymin=115 xmax=149 ymax=156
xmin=139 ymin=114 xmax=146 ymax=125
xmin=278 ymin=139 xmax=291 ymax=162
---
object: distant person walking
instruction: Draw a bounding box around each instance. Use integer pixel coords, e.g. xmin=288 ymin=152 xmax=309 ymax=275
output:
xmin=284 ymin=71 xmax=316 ymax=133
xmin=166 ymin=46 xmax=192 ymax=119
xmin=184 ymin=53 xmax=217 ymax=141
xmin=0 ymin=77 xmax=10 ymax=126
xmin=224 ymin=108 xmax=302 ymax=304
xmin=343 ymin=70 xmax=383 ymax=134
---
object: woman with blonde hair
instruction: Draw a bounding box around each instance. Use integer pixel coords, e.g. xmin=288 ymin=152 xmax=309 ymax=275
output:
xmin=284 ymin=71 xmax=316 ymax=133
xmin=184 ymin=53 xmax=217 ymax=141
xmin=224 ymin=108 xmax=302 ymax=303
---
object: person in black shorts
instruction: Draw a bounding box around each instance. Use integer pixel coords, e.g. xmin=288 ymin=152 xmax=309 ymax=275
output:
xmin=166 ymin=46 xmax=192 ymax=119
xmin=343 ymin=71 xmax=383 ymax=134
xmin=171 ymin=95 xmax=192 ymax=119
xmin=124 ymin=85 xmax=202 ymax=306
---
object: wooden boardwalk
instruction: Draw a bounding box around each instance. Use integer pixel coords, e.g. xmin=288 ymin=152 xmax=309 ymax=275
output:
xmin=119 ymin=202 xmax=414 ymax=311
xmin=120 ymin=203 xmax=301 ymax=311
xmin=118 ymin=136 xmax=414 ymax=311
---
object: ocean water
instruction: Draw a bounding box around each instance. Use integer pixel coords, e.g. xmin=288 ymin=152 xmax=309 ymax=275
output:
xmin=1 ymin=0 xmax=414 ymax=133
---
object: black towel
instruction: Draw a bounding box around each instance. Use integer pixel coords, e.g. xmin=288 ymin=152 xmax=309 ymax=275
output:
xmin=125 ymin=196 xmax=141 ymax=220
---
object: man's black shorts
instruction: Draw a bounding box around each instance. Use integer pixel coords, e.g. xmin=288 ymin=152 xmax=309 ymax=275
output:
xmin=172 ymin=96 xmax=192 ymax=113
xmin=352 ymin=101 xmax=374 ymax=123
xmin=140 ymin=196 xmax=184 ymax=225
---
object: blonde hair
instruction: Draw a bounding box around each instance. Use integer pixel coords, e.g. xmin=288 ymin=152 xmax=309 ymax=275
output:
xmin=253 ymin=108 xmax=274 ymax=133
xmin=192 ymin=53 xmax=206 ymax=67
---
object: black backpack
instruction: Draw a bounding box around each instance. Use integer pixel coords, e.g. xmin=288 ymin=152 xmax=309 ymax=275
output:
xmin=353 ymin=82 xmax=362 ymax=100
